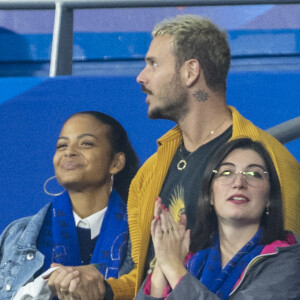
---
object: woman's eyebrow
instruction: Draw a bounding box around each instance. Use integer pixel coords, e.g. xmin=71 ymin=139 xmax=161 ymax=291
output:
xmin=219 ymin=162 xmax=235 ymax=167
xmin=78 ymin=133 xmax=97 ymax=139
xmin=220 ymin=162 xmax=266 ymax=170
xmin=246 ymin=163 xmax=266 ymax=170
xmin=58 ymin=134 xmax=97 ymax=140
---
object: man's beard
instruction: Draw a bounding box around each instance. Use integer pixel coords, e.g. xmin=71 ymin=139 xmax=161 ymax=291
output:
xmin=148 ymin=74 xmax=188 ymax=122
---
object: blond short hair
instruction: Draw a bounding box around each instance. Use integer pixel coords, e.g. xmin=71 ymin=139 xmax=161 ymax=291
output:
xmin=152 ymin=15 xmax=231 ymax=93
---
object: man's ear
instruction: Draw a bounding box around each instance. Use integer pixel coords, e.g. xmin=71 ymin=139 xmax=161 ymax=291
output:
xmin=110 ymin=152 xmax=126 ymax=175
xmin=182 ymin=59 xmax=201 ymax=87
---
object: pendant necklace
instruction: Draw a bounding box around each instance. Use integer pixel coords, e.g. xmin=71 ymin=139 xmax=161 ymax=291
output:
xmin=176 ymin=116 xmax=232 ymax=171
xmin=176 ymin=130 xmax=216 ymax=171
xmin=177 ymin=147 xmax=192 ymax=170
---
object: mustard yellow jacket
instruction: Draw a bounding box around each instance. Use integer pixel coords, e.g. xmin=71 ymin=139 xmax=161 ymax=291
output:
xmin=107 ymin=106 xmax=300 ymax=299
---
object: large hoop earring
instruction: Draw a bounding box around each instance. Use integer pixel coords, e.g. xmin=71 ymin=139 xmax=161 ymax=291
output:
xmin=44 ymin=176 xmax=65 ymax=197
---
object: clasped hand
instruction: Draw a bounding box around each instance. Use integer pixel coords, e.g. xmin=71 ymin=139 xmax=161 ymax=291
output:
xmin=47 ymin=264 xmax=105 ymax=300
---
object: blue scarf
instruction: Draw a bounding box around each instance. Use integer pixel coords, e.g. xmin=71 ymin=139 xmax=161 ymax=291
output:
xmin=37 ymin=190 xmax=128 ymax=279
xmin=186 ymin=229 xmax=264 ymax=299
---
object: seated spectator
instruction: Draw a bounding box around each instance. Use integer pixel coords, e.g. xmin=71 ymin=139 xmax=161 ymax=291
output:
xmin=136 ymin=138 xmax=300 ymax=300
xmin=0 ymin=111 xmax=139 ymax=300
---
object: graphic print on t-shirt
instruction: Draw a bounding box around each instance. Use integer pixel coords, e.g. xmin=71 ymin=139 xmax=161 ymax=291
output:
xmin=168 ymin=184 xmax=185 ymax=223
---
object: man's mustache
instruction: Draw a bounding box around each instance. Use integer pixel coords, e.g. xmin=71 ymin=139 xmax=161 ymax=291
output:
xmin=141 ymin=85 xmax=152 ymax=95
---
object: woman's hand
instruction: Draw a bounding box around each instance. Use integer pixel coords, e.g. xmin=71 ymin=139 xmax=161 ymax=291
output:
xmin=150 ymin=263 xmax=168 ymax=297
xmin=47 ymin=265 xmax=80 ymax=299
xmin=48 ymin=264 xmax=105 ymax=300
xmin=151 ymin=198 xmax=190 ymax=289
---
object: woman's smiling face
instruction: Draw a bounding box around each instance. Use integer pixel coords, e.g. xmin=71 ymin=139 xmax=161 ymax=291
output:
xmin=53 ymin=114 xmax=114 ymax=192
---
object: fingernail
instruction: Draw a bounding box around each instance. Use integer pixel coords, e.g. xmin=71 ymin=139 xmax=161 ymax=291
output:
xmin=161 ymin=204 xmax=165 ymax=210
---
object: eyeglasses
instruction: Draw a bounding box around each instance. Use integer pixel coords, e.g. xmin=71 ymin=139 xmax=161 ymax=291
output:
xmin=212 ymin=167 xmax=269 ymax=187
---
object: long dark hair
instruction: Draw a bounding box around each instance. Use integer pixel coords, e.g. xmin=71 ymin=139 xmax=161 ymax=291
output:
xmin=190 ymin=138 xmax=285 ymax=252
xmin=69 ymin=111 xmax=140 ymax=202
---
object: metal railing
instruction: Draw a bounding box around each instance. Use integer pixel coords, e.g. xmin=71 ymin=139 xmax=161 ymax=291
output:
xmin=1 ymin=0 xmax=300 ymax=76
xmin=267 ymin=116 xmax=300 ymax=144
xmin=0 ymin=0 xmax=300 ymax=144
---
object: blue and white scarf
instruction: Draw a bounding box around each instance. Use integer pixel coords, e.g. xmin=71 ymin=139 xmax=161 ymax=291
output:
xmin=186 ymin=229 xmax=264 ymax=299
xmin=37 ymin=190 xmax=128 ymax=279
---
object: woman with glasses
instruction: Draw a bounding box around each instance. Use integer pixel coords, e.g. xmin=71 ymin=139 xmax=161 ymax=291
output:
xmin=136 ymin=138 xmax=300 ymax=300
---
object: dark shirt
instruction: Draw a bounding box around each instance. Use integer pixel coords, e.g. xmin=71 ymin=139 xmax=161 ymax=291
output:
xmin=160 ymin=126 xmax=232 ymax=229
xmin=76 ymin=227 xmax=115 ymax=299
xmin=145 ymin=126 xmax=232 ymax=276
xmin=77 ymin=227 xmax=97 ymax=265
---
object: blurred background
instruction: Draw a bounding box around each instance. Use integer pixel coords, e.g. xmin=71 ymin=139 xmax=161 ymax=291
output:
xmin=0 ymin=2 xmax=300 ymax=232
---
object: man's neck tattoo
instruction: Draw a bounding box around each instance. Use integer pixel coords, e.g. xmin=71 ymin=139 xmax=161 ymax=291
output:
xmin=193 ymin=89 xmax=209 ymax=102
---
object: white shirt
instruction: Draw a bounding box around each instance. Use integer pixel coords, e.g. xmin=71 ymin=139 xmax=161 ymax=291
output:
xmin=73 ymin=207 xmax=107 ymax=239
xmin=13 ymin=207 xmax=108 ymax=300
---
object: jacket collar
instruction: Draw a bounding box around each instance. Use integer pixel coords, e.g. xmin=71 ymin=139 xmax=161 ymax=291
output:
xmin=261 ymin=231 xmax=299 ymax=255
xmin=157 ymin=125 xmax=182 ymax=146
xmin=16 ymin=203 xmax=51 ymax=249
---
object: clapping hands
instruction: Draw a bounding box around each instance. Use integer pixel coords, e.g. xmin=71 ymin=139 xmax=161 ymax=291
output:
xmin=151 ymin=197 xmax=190 ymax=289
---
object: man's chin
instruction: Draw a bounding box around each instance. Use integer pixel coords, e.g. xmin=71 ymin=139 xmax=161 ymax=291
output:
xmin=148 ymin=108 xmax=163 ymax=120
xmin=148 ymin=108 xmax=175 ymax=122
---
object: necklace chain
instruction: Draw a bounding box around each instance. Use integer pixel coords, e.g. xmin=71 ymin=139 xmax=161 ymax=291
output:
xmin=177 ymin=139 xmax=208 ymax=171
xmin=177 ymin=115 xmax=232 ymax=171
xmin=177 ymin=142 xmax=193 ymax=170
xmin=176 ymin=120 xmax=230 ymax=171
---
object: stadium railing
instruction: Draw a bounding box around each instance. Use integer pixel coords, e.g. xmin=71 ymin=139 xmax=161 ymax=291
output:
xmin=0 ymin=0 xmax=300 ymax=144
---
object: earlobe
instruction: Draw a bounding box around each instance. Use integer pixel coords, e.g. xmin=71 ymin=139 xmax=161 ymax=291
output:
xmin=110 ymin=152 xmax=126 ymax=175
xmin=185 ymin=59 xmax=200 ymax=87
xmin=264 ymin=199 xmax=271 ymax=214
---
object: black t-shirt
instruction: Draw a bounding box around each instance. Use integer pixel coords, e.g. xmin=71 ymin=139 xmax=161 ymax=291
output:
xmin=144 ymin=126 xmax=232 ymax=276
xmin=160 ymin=126 xmax=232 ymax=229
